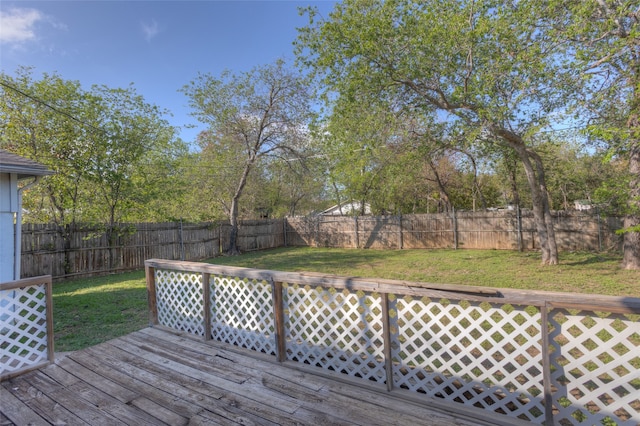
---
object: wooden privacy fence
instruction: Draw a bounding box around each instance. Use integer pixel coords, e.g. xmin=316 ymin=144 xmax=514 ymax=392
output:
xmin=0 ymin=276 xmax=54 ymax=381
xmin=20 ymin=211 xmax=621 ymax=279
xmin=145 ymin=259 xmax=640 ymax=426
xmin=20 ymin=222 xmax=221 ymax=279
xmin=285 ymin=210 xmax=623 ymax=251
xmin=19 ymin=220 xmax=285 ymax=280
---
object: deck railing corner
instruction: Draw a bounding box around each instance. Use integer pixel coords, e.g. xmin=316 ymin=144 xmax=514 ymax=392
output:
xmin=1 ymin=275 xmax=54 ymax=381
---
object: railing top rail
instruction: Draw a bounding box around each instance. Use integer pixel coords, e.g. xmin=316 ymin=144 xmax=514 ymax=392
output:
xmin=145 ymin=259 xmax=640 ymax=314
xmin=0 ymin=275 xmax=52 ymax=291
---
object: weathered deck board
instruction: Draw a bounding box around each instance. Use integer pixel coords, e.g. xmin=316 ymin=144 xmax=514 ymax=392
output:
xmin=1 ymin=328 xmax=496 ymax=426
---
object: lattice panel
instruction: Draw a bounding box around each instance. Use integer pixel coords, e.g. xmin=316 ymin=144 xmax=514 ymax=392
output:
xmin=284 ymin=283 xmax=387 ymax=383
xmin=0 ymin=285 xmax=49 ymax=375
xmin=210 ymin=276 xmax=275 ymax=355
xmin=391 ymin=295 xmax=545 ymax=423
xmin=549 ymin=309 xmax=640 ymax=425
xmin=155 ymin=270 xmax=204 ymax=335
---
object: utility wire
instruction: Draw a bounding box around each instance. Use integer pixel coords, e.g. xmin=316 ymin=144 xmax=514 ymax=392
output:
xmin=0 ymin=79 xmax=110 ymax=136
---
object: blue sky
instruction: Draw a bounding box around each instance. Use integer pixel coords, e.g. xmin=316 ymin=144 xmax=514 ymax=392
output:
xmin=0 ymin=1 xmax=337 ymax=145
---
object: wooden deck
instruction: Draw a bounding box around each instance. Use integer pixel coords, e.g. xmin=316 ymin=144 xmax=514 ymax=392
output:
xmin=1 ymin=327 xmax=497 ymax=426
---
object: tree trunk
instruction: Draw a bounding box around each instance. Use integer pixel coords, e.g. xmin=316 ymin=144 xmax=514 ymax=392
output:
xmin=108 ymin=204 xmax=118 ymax=270
xmin=490 ymin=124 xmax=558 ymax=264
xmin=227 ymin=196 xmax=241 ymax=255
xmin=622 ymin=141 xmax=640 ymax=269
xmin=463 ymin=150 xmax=487 ymax=210
xmin=226 ymin=159 xmax=253 ymax=256
xmin=506 ymin=154 xmax=521 ymax=209
xmin=621 ymin=72 xmax=640 ymax=268
xmin=57 ymin=223 xmax=73 ymax=276
xmin=428 ymin=159 xmax=452 ymax=213
xmin=530 ymin=149 xmax=559 ymax=265
xmin=509 ymin=142 xmax=559 ymax=265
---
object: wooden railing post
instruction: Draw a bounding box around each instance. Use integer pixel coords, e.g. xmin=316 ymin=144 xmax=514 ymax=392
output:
xmin=203 ymin=273 xmax=212 ymax=341
xmin=271 ymin=279 xmax=286 ymax=363
xmin=145 ymin=265 xmax=158 ymax=326
xmin=381 ymin=293 xmax=394 ymax=392
xmin=45 ymin=276 xmax=55 ymax=363
xmin=541 ymin=303 xmax=554 ymax=426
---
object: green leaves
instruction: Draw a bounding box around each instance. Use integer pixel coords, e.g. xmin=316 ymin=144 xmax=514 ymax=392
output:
xmin=300 ymin=0 xmax=568 ymax=132
xmin=181 ymin=60 xmax=315 ymax=248
xmin=0 ymin=66 xmax=186 ymax=226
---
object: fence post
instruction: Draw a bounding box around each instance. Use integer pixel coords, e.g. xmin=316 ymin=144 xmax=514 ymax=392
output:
xmin=354 ymin=216 xmax=360 ymax=249
xmin=219 ymin=223 xmax=224 ymax=254
xmin=398 ymin=214 xmax=404 ymax=250
xmin=452 ymin=206 xmax=458 ymax=250
xmin=283 ymin=218 xmax=288 ymax=248
xmin=517 ymin=207 xmax=523 ymax=252
xmin=179 ymin=219 xmax=185 ymax=261
xmin=596 ymin=207 xmax=602 ymax=252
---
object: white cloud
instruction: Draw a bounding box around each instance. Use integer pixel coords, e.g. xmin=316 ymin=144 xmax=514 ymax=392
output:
xmin=0 ymin=7 xmax=44 ymax=45
xmin=141 ymin=19 xmax=159 ymax=42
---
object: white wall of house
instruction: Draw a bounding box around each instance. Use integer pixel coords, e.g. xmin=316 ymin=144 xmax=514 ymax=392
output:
xmin=0 ymin=173 xmax=17 ymax=282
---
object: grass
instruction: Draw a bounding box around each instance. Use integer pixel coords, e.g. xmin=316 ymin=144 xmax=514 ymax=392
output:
xmin=53 ymin=270 xmax=148 ymax=352
xmin=205 ymin=247 xmax=639 ymax=296
xmin=52 ymin=247 xmax=639 ymax=351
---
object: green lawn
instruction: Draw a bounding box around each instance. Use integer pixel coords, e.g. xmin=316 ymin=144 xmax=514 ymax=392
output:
xmin=52 ymin=247 xmax=639 ymax=351
xmin=204 ymin=247 xmax=639 ymax=296
xmin=53 ymin=270 xmax=148 ymax=352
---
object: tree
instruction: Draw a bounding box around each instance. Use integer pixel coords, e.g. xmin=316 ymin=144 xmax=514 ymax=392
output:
xmin=297 ymin=0 xmax=568 ymax=264
xmin=1 ymin=68 xmax=185 ymax=225
xmin=1 ymin=68 xmax=185 ymax=271
xmin=1 ymin=68 xmax=93 ymax=226
xmin=80 ymin=85 xmax=184 ymax=268
xmin=534 ymin=140 xmax=619 ymax=211
xmin=0 ymin=68 xmax=96 ymax=274
xmin=182 ymin=60 xmax=314 ymax=254
xmin=191 ymin=129 xmax=262 ymax=222
xmin=82 ymin=85 xmax=184 ymax=227
xmin=546 ymin=0 xmax=640 ymax=269
xmin=320 ymin=97 xmax=400 ymax=214
xmin=261 ymin=153 xmax=327 ymax=217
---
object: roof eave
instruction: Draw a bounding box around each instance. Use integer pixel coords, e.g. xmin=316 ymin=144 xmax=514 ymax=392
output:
xmin=0 ymin=166 xmax=54 ymax=179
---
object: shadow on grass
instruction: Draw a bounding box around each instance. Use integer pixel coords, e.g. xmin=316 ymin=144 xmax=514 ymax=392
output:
xmin=560 ymin=252 xmax=622 ymax=267
xmin=53 ymin=271 xmax=148 ymax=352
xmin=205 ymin=247 xmax=415 ymax=276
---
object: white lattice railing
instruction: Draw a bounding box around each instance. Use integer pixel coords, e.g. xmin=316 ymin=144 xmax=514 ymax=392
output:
xmin=145 ymin=259 xmax=640 ymax=426
xmin=0 ymin=276 xmax=54 ymax=381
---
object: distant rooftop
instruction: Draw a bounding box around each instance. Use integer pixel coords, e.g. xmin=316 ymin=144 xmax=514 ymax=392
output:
xmin=0 ymin=149 xmax=53 ymax=179
xmin=320 ymin=201 xmax=372 ymax=216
